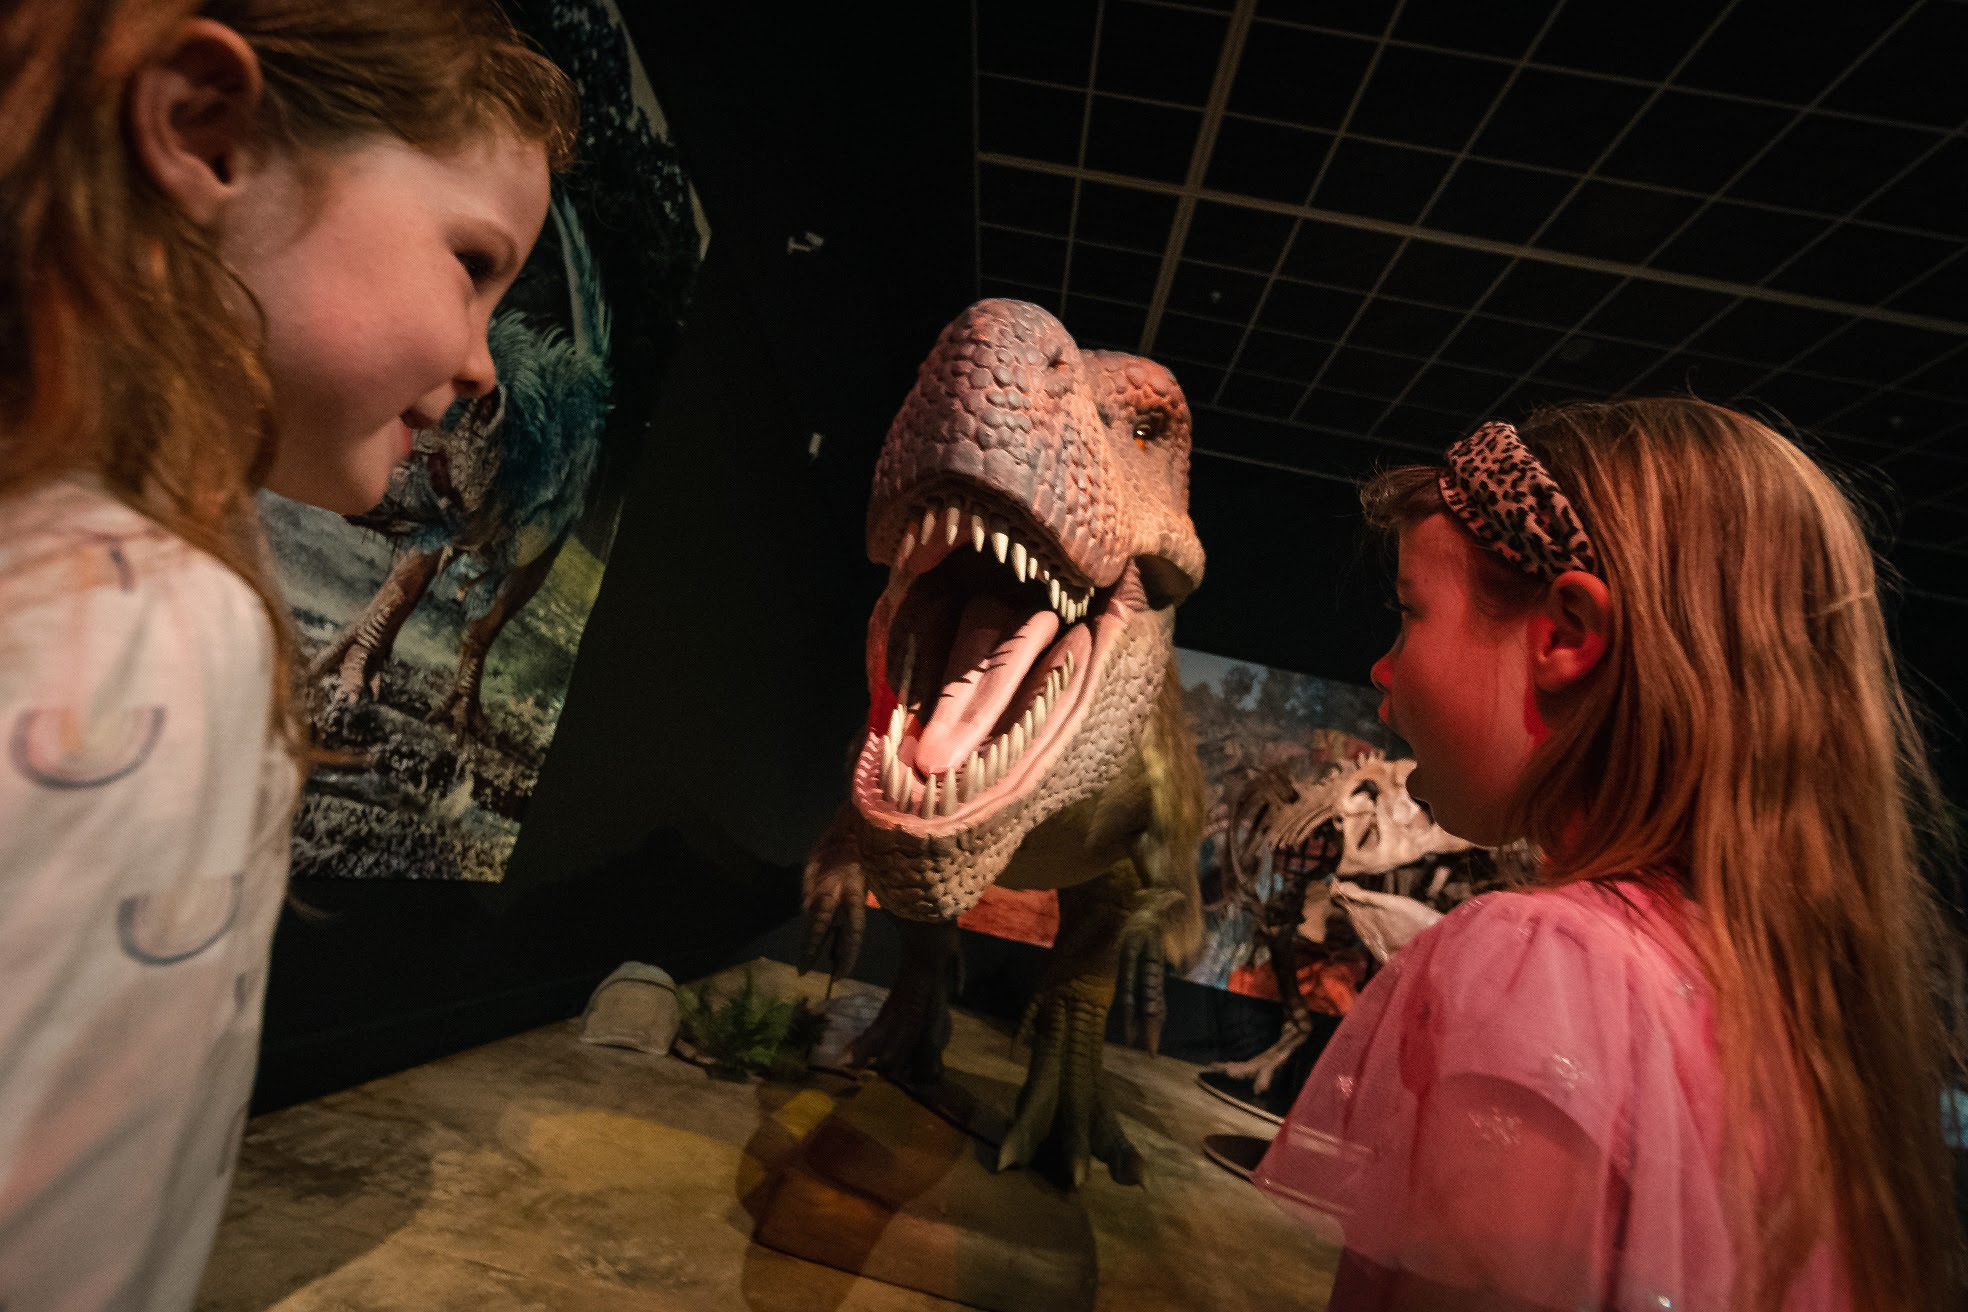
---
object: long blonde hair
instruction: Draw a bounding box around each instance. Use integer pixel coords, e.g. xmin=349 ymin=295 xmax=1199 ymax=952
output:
xmin=0 ymin=0 xmax=575 ymax=749
xmin=1365 ymin=398 xmax=1963 ymax=1311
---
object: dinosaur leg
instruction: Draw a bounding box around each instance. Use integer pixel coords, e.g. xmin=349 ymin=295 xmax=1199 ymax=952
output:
xmin=998 ymin=861 xmax=1156 ymax=1188
xmin=1210 ymin=929 xmax=1316 ymax=1094
xmin=308 ymin=547 xmax=448 ymax=700
xmin=846 ymin=915 xmax=958 ymax=1086
xmin=434 ymin=531 xmax=566 ymax=737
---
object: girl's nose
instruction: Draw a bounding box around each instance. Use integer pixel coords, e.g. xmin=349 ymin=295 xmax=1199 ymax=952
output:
xmin=455 ymin=333 xmax=498 ymax=399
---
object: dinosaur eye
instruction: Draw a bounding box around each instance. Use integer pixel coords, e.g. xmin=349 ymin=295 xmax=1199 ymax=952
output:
xmin=1132 ymin=413 xmax=1166 ymax=449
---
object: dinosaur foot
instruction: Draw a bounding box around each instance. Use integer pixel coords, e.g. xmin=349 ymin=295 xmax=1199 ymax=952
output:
xmin=303 ymin=637 xmax=387 ymax=704
xmin=998 ymin=974 xmax=1141 ymax=1188
xmin=430 ymin=685 xmax=489 ymax=738
xmin=848 ymin=984 xmax=951 ymax=1086
xmin=1206 ymin=1020 xmax=1311 ymax=1095
xmin=843 ymin=917 xmax=957 ymax=1086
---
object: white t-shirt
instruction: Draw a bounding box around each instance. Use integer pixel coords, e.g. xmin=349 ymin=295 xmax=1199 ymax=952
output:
xmin=0 ymin=478 xmax=296 ymax=1310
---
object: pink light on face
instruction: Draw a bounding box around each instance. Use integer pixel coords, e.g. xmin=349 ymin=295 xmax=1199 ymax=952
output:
xmin=221 ymin=132 xmax=550 ymax=515
xmin=1524 ymin=680 xmax=1549 ymax=747
xmin=1373 ymin=514 xmax=1541 ymax=847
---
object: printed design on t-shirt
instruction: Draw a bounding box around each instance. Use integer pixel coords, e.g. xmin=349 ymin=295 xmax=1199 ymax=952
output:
xmin=72 ymin=531 xmax=139 ymax=592
xmin=116 ymin=871 xmax=243 ymax=966
xmin=103 ymin=541 xmax=134 ymax=592
xmin=8 ymin=705 xmax=166 ymax=789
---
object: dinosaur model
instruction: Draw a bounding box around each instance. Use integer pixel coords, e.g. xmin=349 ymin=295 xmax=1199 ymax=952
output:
xmin=1209 ymin=754 xmax=1481 ymax=1095
xmin=309 ymin=189 xmax=613 ymax=735
xmin=800 ymin=298 xmax=1208 ymax=1186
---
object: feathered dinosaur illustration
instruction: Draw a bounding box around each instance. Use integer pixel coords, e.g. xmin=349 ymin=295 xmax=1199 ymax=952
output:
xmin=799 ymin=299 xmax=1210 ymax=1186
xmin=310 ymin=190 xmax=612 ymax=735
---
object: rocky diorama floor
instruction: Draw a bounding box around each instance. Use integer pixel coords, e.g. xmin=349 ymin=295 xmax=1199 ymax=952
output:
xmin=196 ymin=959 xmax=1338 ymax=1311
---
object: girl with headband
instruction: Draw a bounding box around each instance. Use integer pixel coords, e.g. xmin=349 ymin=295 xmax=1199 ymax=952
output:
xmin=1254 ymin=401 xmax=1962 ymax=1310
xmin=0 ymin=3 xmax=572 ymax=1303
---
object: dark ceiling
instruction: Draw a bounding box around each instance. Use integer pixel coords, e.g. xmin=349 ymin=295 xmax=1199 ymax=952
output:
xmin=971 ymin=0 xmax=1968 ymax=602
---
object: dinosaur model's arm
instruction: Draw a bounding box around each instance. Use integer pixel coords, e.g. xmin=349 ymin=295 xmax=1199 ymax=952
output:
xmin=798 ymin=804 xmax=868 ymax=982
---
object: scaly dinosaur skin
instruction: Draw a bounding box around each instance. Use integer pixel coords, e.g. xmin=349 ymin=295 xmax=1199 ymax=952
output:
xmin=802 ymin=299 xmax=1207 ymax=1186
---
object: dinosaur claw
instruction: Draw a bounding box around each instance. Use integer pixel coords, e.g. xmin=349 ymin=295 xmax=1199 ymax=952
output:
xmin=800 ymin=805 xmax=870 ymax=983
xmin=998 ymin=972 xmax=1138 ymax=1188
xmin=1117 ymin=904 xmax=1169 ymax=1056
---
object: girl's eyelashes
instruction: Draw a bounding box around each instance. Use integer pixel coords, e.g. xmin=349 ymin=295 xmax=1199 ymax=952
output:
xmin=1384 ymin=598 xmax=1412 ymax=616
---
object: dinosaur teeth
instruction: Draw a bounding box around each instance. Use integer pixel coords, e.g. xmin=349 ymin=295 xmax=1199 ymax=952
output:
xmin=896 ymin=632 xmax=917 ymax=711
xmin=939 ymin=772 xmax=958 ymax=816
xmin=971 ymin=511 xmax=987 ymax=553
xmin=1010 ymin=540 xmax=1028 ymax=581
xmin=990 ymin=520 xmax=1009 ymax=563
xmin=944 ymin=503 xmax=963 ymax=546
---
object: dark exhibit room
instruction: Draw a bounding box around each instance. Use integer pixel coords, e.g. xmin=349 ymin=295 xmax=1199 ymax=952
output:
xmin=16 ymin=0 xmax=1965 ymax=1309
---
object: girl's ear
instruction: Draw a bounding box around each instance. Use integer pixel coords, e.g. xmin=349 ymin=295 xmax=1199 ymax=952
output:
xmin=126 ymin=19 xmax=264 ymax=226
xmin=1530 ymin=569 xmax=1610 ymax=694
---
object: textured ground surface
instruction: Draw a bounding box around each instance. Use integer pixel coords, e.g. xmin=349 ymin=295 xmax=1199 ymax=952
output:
xmin=197 ymin=959 xmax=1337 ymax=1311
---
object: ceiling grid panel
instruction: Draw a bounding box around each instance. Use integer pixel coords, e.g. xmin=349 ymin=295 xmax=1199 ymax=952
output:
xmin=1360 ymin=0 xmax=1745 ymax=438
xmin=1058 ymin=0 xmax=1112 ymax=317
xmin=969 ymin=0 xmax=1968 ymax=598
xmin=1286 ymin=1 xmax=1575 ymax=431
xmin=1136 ymin=0 xmax=1260 ymax=355
xmin=1203 ymin=0 xmax=1410 ymax=411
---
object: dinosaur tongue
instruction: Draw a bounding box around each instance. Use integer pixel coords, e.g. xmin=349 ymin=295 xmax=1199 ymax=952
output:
xmin=913 ymin=595 xmax=1059 ymax=776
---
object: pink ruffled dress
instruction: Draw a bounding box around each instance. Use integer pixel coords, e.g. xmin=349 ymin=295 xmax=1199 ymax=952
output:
xmin=1254 ymin=879 xmax=1847 ymax=1310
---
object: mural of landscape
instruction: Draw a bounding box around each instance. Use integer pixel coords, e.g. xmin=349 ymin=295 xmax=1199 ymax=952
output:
xmin=263 ymin=0 xmax=707 ymax=880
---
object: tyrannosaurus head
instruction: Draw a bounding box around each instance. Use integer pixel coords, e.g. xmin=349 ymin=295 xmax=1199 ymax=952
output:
xmin=850 ymin=299 xmax=1205 ymax=920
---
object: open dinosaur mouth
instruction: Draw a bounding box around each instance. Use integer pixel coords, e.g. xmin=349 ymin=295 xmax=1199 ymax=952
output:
xmin=857 ymin=489 xmax=1132 ymax=826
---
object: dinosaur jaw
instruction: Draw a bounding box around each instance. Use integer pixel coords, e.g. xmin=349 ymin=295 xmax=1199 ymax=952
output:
xmin=855 ymin=488 xmax=1145 ymax=835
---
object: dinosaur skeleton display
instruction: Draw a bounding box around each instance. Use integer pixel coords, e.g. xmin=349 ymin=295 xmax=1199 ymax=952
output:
xmin=1207 ymin=754 xmax=1489 ymax=1096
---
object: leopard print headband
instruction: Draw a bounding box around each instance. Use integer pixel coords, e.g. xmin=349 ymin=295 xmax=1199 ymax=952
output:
xmin=1437 ymin=421 xmax=1601 ymax=581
